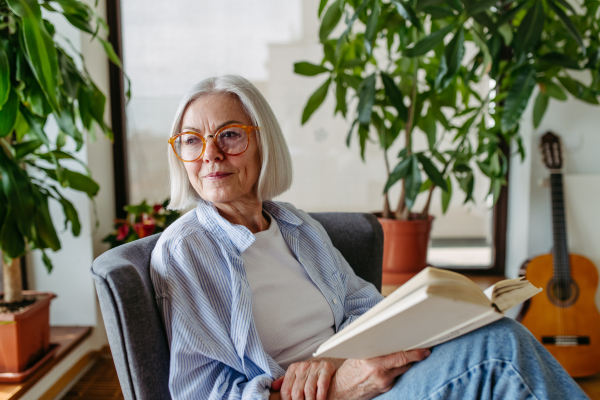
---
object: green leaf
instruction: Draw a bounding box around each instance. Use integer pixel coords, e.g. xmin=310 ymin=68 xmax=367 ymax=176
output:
xmin=364 ymin=0 xmax=380 ymax=55
xmin=557 ymin=75 xmax=584 ymax=98
xmin=457 ymin=172 xmax=474 ymax=203
xmin=49 ymin=186 xmax=81 ymax=236
xmin=533 ymin=91 xmax=549 ymax=128
xmin=7 ymin=0 xmax=60 ymax=112
xmin=437 ymin=26 xmax=465 ymax=91
xmin=392 ymin=0 xmax=421 ymax=30
xmin=384 ymin=156 xmax=412 ymax=193
xmin=495 ymin=1 xmax=529 ymax=28
xmin=346 ymin=118 xmax=358 ymax=147
xmin=417 ymin=153 xmax=447 ymax=191
xmin=537 ymin=77 xmax=567 ymax=100
xmin=54 ymin=0 xmax=94 ymax=34
xmin=357 ymin=73 xmax=376 ymax=125
xmin=294 ymin=62 xmax=330 ymax=76
xmin=335 ymin=79 xmax=347 ymax=117
xmin=42 ymin=168 xmax=100 ymax=197
xmin=319 ymin=1 xmax=342 ymax=42
xmin=0 ymin=150 xmax=35 ymax=238
xmin=441 ymin=176 xmax=452 ymax=213
xmin=514 ymin=0 xmax=545 ymax=55
xmin=318 ymin=0 xmax=329 ymax=17
xmin=0 ymin=40 xmax=9 ymax=108
xmin=0 ymin=209 xmax=26 ymax=259
xmin=489 ymin=178 xmax=502 ymax=205
xmin=403 ymin=22 xmax=456 ymax=57
xmin=539 ymin=52 xmax=580 ymax=70
xmin=548 ymin=1 xmax=585 ymax=55
xmin=301 ymin=78 xmax=331 ymax=124
xmin=98 ymin=37 xmax=123 ymax=69
xmin=501 ymin=65 xmax=537 ymax=133
xmin=0 ymin=89 xmax=19 ymax=138
xmin=552 ymin=0 xmax=576 ymax=14
xmin=465 ymin=0 xmax=497 ymax=15
xmin=417 ymin=109 xmax=436 ymax=148
xmin=381 ymin=72 xmax=407 ymax=121
xmin=31 ymin=187 xmax=60 ymax=251
xmin=14 ymin=139 xmax=43 ymax=159
xmin=404 ymin=156 xmax=422 ymax=210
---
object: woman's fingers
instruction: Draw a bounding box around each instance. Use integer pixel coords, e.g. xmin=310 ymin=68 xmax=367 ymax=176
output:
xmin=272 ymin=376 xmax=284 ymax=391
xmin=303 ymin=369 xmax=320 ymax=400
xmin=280 ymin=368 xmax=297 ymax=400
xmin=315 ymin=369 xmax=333 ymax=400
xmin=290 ymin=365 xmax=310 ymax=400
xmin=378 ymin=348 xmax=430 ymax=371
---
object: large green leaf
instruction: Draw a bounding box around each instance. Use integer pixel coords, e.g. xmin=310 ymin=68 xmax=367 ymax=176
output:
xmin=7 ymin=0 xmax=60 ymax=112
xmin=381 ymin=72 xmax=408 ymax=121
xmin=465 ymin=0 xmax=497 ymax=15
xmin=501 ymin=66 xmax=537 ymax=133
xmin=437 ymin=26 xmax=464 ymax=91
xmin=0 ymin=89 xmax=19 ymax=137
xmin=54 ymin=0 xmax=94 ymax=34
xmin=14 ymin=139 xmax=43 ymax=159
xmin=533 ymin=91 xmax=548 ymax=128
xmin=403 ymin=22 xmax=456 ymax=57
xmin=0 ymin=150 xmax=35 ymax=238
xmin=515 ymin=0 xmax=545 ymax=55
xmin=384 ymin=156 xmax=412 ymax=193
xmin=0 ymin=40 xmax=9 ymax=108
xmin=31 ymin=187 xmax=60 ymax=251
xmin=294 ymin=62 xmax=330 ymax=76
xmin=319 ymin=1 xmax=342 ymax=42
xmin=364 ymin=0 xmax=380 ymax=55
xmin=357 ymin=73 xmax=376 ymax=125
xmin=404 ymin=156 xmax=422 ymax=210
xmin=392 ymin=0 xmax=421 ymax=30
xmin=42 ymin=168 xmax=100 ymax=197
xmin=301 ymin=78 xmax=331 ymax=124
xmin=539 ymin=52 xmax=580 ymax=70
xmin=318 ymin=0 xmax=329 ymax=17
xmin=548 ymin=1 xmax=585 ymax=55
xmin=537 ymin=77 xmax=567 ymax=100
xmin=335 ymin=79 xmax=347 ymax=117
xmin=441 ymin=176 xmax=452 ymax=213
xmin=417 ymin=153 xmax=447 ymax=191
xmin=0 ymin=209 xmax=26 ymax=259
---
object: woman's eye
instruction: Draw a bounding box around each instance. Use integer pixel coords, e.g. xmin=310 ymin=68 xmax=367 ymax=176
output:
xmin=221 ymin=130 xmax=241 ymax=139
xmin=184 ymin=136 xmax=200 ymax=145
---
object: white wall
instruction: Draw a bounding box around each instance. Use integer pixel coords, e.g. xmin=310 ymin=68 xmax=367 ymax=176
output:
xmin=27 ymin=0 xmax=114 ymax=330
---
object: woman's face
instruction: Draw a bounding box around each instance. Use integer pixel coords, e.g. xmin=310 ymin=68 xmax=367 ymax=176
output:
xmin=179 ymin=93 xmax=261 ymax=205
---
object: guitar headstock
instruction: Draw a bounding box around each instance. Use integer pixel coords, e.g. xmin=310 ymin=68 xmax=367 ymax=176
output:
xmin=540 ymin=131 xmax=563 ymax=171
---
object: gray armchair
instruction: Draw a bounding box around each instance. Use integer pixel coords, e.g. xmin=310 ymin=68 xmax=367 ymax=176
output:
xmin=91 ymin=212 xmax=383 ymax=400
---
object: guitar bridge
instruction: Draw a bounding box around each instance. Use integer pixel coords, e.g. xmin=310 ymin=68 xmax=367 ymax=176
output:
xmin=542 ymin=336 xmax=590 ymax=346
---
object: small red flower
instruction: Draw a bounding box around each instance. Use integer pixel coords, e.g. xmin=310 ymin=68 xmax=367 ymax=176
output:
xmin=153 ymin=204 xmax=163 ymax=213
xmin=134 ymin=221 xmax=156 ymax=238
xmin=116 ymin=224 xmax=130 ymax=241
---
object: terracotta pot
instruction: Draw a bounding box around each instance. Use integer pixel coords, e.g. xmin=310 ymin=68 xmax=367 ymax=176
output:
xmin=377 ymin=215 xmax=434 ymax=286
xmin=0 ymin=291 xmax=56 ymax=373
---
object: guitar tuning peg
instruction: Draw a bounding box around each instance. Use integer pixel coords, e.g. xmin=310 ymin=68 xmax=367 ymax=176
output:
xmin=537 ymin=177 xmax=551 ymax=188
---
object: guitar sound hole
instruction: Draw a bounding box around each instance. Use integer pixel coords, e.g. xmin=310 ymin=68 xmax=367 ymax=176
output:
xmin=547 ymin=279 xmax=579 ymax=307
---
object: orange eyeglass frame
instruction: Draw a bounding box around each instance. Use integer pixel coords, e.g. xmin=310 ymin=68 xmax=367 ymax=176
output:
xmin=168 ymin=124 xmax=260 ymax=162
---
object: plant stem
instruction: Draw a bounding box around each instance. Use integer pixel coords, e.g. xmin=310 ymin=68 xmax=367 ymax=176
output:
xmin=3 ymin=258 xmax=23 ymax=303
xmin=395 ymin=58 xmax=419 ymax=220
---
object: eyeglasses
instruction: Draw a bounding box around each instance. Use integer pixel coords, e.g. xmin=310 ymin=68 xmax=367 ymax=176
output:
xmin=168 ymin=124 xmax=259 ymax=162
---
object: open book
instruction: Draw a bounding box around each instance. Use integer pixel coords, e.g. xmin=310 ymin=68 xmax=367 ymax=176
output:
xmin=314 ymin=267 xmax=542 ymax=359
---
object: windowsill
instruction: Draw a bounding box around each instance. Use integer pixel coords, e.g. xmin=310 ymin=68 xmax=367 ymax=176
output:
xmin=382 ymin=274 xmax=506 ymax=297
xmin=0 ymin=326 xmax=92 ymax=400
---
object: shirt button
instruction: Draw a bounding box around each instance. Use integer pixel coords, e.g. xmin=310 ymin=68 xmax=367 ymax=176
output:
xmin=333 ymin=299 xmax=338 ymax=305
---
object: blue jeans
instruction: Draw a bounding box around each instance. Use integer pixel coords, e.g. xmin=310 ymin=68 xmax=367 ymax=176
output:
xmin=375 ymin=318 xmax=589 ymax=400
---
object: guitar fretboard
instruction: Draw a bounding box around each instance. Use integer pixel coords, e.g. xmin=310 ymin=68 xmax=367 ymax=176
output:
xmin=550 ymin=173 xmax=571 ymax=282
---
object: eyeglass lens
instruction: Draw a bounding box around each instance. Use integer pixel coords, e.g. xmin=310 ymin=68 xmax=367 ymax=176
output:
xmin=174 ymin=126 xmax=249 ymax=161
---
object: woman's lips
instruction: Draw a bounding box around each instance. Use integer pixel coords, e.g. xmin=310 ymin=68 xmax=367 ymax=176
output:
xmin=204 ymin=172 xmax=233 ymax=181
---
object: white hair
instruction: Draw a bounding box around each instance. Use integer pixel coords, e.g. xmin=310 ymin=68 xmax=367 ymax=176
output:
xmin=167 ymin=75 xmax=293 ymax=210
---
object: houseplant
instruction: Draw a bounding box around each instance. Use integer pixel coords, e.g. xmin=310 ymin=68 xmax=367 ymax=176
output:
xmin=0 ymin=0 xmax=122 ymax=373
xmin=102 ymin=199 xmax=180 ymax=249
xmin=296 ymin=0 xmax=600 ymax=282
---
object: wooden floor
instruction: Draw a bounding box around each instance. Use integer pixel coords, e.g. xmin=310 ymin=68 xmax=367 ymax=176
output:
xmin=63 ymin=352 xmax=600 ymax=399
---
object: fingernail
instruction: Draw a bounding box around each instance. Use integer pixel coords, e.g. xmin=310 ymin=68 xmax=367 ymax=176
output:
xmin=423 ymin=349 xmax=431 ymax=357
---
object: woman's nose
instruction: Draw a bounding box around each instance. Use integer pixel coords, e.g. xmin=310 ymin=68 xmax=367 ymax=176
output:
xmin=203 ymin=136 xmax=224 ymax=162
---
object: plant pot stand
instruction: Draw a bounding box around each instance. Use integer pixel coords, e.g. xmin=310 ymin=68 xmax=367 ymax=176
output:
xmin=0 ymin=291 xmax=56 ymax=375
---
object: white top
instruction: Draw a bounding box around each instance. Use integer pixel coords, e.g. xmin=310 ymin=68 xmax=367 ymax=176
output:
xmin=241 ymin=214 xmax=336 ymax=369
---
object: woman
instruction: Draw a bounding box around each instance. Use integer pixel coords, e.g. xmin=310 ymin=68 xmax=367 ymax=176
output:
xmin=150 ymin=75 xmax=588 ymax=400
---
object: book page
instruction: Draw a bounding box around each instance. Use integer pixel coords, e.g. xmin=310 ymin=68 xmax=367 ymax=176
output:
xmin=484 ymin=278 xmax=542 ymax=312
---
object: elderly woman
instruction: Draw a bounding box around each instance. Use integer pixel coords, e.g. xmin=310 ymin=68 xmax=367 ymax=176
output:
xmin=150 ymin=75 xmax=587 ymax=400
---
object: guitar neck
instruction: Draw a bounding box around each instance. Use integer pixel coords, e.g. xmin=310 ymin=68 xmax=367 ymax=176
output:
xmin=550 ymin=172 xmax=571 ymax=281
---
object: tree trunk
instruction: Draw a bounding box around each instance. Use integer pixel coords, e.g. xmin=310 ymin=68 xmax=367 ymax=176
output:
xmin=2 ymin=258 xmax=23 ymax=303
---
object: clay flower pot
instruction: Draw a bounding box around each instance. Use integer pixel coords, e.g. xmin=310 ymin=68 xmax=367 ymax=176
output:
xmin=377 ymin=215 xmax=434 ymax=285
xmin=0 ymin=291 xmax=56 ymax=373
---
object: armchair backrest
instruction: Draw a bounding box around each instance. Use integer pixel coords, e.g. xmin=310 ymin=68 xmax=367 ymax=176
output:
xmin=91 ymin=212 xmax=383 ymax=400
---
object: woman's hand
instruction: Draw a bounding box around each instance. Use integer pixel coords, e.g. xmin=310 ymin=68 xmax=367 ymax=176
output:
xmin=326 ymin=348 xmax=431 ymax=400
xmin=271 ymin=357 xmax=345 ymax=400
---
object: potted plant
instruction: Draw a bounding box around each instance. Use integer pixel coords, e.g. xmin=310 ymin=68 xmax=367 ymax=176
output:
xmin=0 ymin=0 xmax=122 ymax=375
xmin=103 ymin=199 xmax=180 ymax=249
xmin=296 ymin=0 xmax=600 ymax=283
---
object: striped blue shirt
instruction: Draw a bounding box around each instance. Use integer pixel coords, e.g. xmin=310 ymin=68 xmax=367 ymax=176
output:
xmin=150 ymin=199 xmax=384 ymax=399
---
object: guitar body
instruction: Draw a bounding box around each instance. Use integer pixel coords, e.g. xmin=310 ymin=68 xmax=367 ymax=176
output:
xmin=520 ymin=253 xmax=600 ymax=377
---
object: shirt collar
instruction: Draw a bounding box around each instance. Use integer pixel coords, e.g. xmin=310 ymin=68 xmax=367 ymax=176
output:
xmin=194 ymin=199 xmax=303 ymax=254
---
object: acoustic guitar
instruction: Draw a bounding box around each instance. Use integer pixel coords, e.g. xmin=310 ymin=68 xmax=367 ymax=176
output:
xmin=519 ymin=131 xmax=600 ymax=377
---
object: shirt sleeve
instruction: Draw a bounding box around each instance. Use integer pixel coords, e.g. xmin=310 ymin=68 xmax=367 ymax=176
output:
xmin=168 ymin=309 xmax=273 ymax=400
xmin=333 ymin=247 xmax=385 ymax=332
